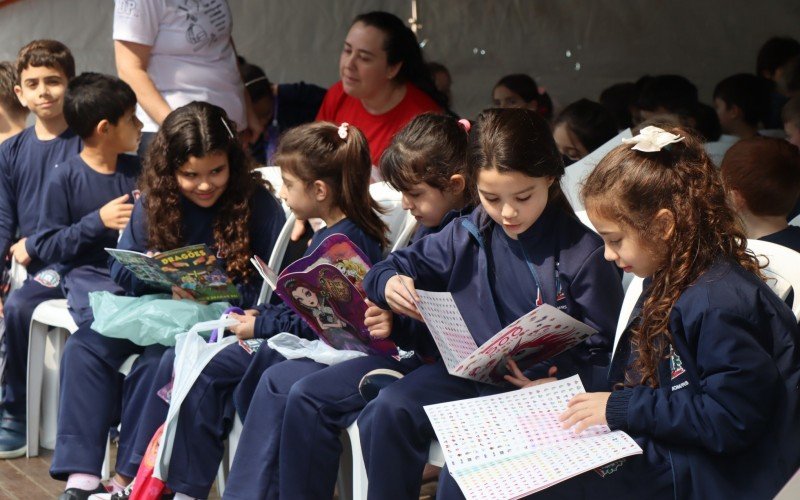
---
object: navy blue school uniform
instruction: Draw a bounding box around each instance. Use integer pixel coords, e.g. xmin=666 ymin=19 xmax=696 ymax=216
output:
xmin=221 ymin=207 xmax=473 ymax=500
xmin=0 ymin=127 xmax=81 ymax=421
xmin=760 ymin=225 xmax=800 ymax=253
xmin=49 ymin=185 xmax=285 ymax=481
xmin=437 ymin=260 xmax=800 ymax=500
xmin=357 ymin=204 xmax=623 ymax=500
xmin=139 ymin=218 xmax=381 ymax=498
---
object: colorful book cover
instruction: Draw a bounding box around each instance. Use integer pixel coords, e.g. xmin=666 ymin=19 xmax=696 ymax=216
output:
xmin=251 ymin=233 xmax=397 ymax=357
xmin=415 ymin=291 xmax=596 ymax=385
xmin=106 ymin=244 xmax=240 ymax=302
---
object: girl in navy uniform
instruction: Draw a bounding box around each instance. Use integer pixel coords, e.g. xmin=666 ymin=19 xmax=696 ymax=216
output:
xmin=356 ymin=108 xmax=624 ymax=500
xmin=222 ymin=113 xmax=474 ymax=500
xmin=49 ymin=101 xmax=286 ymax=500
xmin=441 ymin=126 xmax=800 ymax=500
xmin=149 ymin=121 xmax=387 ymax=500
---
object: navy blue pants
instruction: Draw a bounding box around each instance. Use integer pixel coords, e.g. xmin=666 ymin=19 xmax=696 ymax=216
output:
xmin=2 ymin=275 xmax=64 ymax=417
xmin=50 ymin=324 xmax=166 ymax=480
xmin=358 ymin=361 xmax=510 ymax=500
xmin=436 ymin=448 xmax=674 ymax=500
xmin=224 ymin=355 xmax=420 ymax=500
xmin=161 ymin=341 xmax=286 ymax=498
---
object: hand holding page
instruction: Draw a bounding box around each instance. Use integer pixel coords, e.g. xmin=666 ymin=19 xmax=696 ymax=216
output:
xmin=424 ymin=375 xmax=642 ymax=499
xmin=415 ymin=290 xmax=596 ymax=384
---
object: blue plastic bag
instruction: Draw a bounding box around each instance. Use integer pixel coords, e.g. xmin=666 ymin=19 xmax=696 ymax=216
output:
xmin=89 ymin=292 xmax=231 ymax=346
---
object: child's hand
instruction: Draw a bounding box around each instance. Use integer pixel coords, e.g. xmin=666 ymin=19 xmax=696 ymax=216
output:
xmin=228 ymin=312 xmax=256 ymax=340
xmin=559 ymin=392 xmax=612 ymax=433
xmin=384 ymin=274 xmax=422 ymax=321
xmin=9 ymin=238 xmax=31 ymax=266
xmin=364 ymin=299 xmax=393 ymax=339
xmin=504 ymin=359 xmax=558 ymax=388
xmin=290 ymin=219 xmax=306 ymax=241
xmin=171 ymin=285 xmax=197 ymax=301
xmin=100 ymin=194 xmax=134 ymax=230
xmin=0 ymin=297 xmax=4 ymax=318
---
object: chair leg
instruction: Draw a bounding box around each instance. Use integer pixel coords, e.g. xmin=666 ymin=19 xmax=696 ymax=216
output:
xmin=337 ymin=429 xmax=354 ymax=500
xmin=40 ymin=327 xmax=67 ymax=449
xmin=102 ymin=437 xmax=111 ymax=481
xmin=348 ymin=422 xmax=368 ymax=500
xmin=26 ymin=320 xmax=48 ymax=458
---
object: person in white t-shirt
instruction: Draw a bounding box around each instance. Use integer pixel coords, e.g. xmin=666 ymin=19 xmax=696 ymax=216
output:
xmin=113 ymin=0 xmax=259 ymax=155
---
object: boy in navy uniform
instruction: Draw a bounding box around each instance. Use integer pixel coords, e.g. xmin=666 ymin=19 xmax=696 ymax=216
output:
xmin=0 ymin=40 xmax=81 ymax=457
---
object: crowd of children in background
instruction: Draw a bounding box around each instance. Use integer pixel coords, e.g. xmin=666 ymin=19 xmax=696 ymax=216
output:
xmin=0 ymin=9 xmax=799 ymax=500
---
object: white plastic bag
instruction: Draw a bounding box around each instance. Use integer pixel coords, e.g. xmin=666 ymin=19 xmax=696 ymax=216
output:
xmin=267 ymin=332 xmax=366 ymax=366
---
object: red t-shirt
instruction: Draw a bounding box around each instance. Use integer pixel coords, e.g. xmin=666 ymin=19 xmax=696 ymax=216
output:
xmin=316 ymin=81 xmax=441 ymax=166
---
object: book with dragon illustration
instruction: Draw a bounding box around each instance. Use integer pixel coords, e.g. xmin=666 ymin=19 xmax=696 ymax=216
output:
xmin=106 ymin=244 xmax=240 ymax=301
xmin=250 ymin=233 xmax=397 ymax=356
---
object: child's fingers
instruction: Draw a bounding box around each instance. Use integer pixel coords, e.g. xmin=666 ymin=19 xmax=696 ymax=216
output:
xmin=506 ymin=359 xmax=526 ymax=380
xmin=228 ymin=313 xmax=246 ymax=323
xmin=399 ymin=275 xmax=421 ymax=302
xmin=503 ymin=374 xmax=530 ymax=388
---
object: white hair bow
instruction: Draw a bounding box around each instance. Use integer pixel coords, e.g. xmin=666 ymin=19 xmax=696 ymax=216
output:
xmin=338 ymin=122 xmax=349 ymax=140
xmin=622 ymin=126 xmax=684 ymax=152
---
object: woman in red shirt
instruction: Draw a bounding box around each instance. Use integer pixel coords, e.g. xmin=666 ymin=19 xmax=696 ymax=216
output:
xmin=317 ymin=11 xmax=443 ymax=173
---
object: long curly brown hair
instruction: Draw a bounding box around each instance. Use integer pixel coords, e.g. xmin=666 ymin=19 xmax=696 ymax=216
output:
xmin=140 ymin=101 xmax=266 ymax=283
xmin=582 ymin=127 xmax=762 ymax=388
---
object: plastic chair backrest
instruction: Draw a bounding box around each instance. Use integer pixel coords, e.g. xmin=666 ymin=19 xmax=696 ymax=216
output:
xmin=257 ymin=212 xmax=297 ymax=305
xmin=746 ymin=239 xmax=800 ymax=321
xmin=369 ymin=182 xmax=408 ymax=257
xmin=391 ymin=212 xmax=419 ymax=252
xmin=789 ymin=213 xmax=800 ymax=228
xmin=612 ymin=275 xmax=644 ymax=357
xmin=255 ymin=166 xmax=290 ymax=216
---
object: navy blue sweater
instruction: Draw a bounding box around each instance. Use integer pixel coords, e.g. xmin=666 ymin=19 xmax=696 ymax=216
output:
xmin=110 ymin=185 xmax=286 ymax=309
xmin=606 ymin=260 xmax=800 ymax=500
xmin=29 ymin=154 xmax=140 ymax=323
xmin=252 ymin=218 xmax=383 ymax=340
xmin=761 ymin=226 xmax=800 ymax=253
xmin=0 ymin=126 xmax=81 ymax=274
xmin=365 ymin=204 xmax=623 ymax=380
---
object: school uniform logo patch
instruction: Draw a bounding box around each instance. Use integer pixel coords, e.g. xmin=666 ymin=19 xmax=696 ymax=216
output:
xmin=670 ymin=345 xmax=685 ymax=380
xmin=595 ymin=458 xmax=626 ymax=477
xmin=33 ymin=269 xmax=60 ymax=288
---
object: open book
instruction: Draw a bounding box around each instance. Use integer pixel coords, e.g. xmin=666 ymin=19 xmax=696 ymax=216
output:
xmin=424 ymin=375 xmax=643 ymax=499
xmin=415 ymin=291 xmax=596 ymax=385
xmin=251 ymin=233 xmax=397 ymax=356
xmin=106 ymin=244 xmax=240 ymax=302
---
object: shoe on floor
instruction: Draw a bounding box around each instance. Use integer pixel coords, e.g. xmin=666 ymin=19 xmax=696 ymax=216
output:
xmin=0 ymin=410 xmax=26 ymax=459
xmin=57 ymin=485 xmax=107 ymax=500
xmin=89 ymin=480 xmax=134 ymax=500
xmin=358 ymin=368 xmax=404 ymax=403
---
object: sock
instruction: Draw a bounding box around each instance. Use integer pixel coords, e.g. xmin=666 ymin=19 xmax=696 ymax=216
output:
xmin=109 ymin=476 xmax=127 ymax=494
xmin=65 ymin=473 xmax=101 ymax=492
xmin=173 ymin=494 xmax=197 ymax=500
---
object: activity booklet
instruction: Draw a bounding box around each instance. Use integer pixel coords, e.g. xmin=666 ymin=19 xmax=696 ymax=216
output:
xmin=106 ymin=244 xmax=240 ymax=302
xmin=424 ymin=375 xmax=643 ymax=499
xmin=414 ymin=291 xmax=596 ymax=385
xmin=250 ymin=233 xmax=398 ymax=356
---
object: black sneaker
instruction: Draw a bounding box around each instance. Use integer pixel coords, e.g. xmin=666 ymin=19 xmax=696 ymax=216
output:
xmin=358 ymin=368 xmax=404 ymax=402
xmin=57 ymin=485 xmax=107 ymax=500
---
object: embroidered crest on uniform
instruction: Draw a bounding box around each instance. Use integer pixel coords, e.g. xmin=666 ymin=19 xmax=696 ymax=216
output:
xmin=33 ymin=269 xmax=60 ymax=288
xmin=670 ymin=345 xmax=685 ymax=379
xmin=595 ymin=458 xmax=626 ymax=477
xmin=555 ymin=263 xmax=566 ymax=303
xmin=535 ymin=287 xmax=543 ymax=307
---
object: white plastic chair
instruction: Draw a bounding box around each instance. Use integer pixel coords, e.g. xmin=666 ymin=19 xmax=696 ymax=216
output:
xmin=256 ymin=212 xmax=297 ymax=305
xmin=337 ymin=421 xmax=444 ymax=500
xmin=789 ymin=213 xmax=800 ymax=228
xmin=368 ymin=182 xmax=408 ymax=256
xmin=747 ymin=239 xmax=800 ymax=321
xmin=391 ymin=211 xmax=419 ymax=253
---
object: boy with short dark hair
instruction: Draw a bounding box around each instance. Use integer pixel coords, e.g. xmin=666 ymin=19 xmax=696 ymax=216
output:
xmin=720 ymin=137 xmax=800 ymax=250
xmin=0 ymin=61 xmax=28 ymax=144
xmin=0 ymin=40 xmax=81 ymax=458
xmin=33 ymin=72 xmax=142 ymax=499
xmin=713 ymin=73 xmax=770 ymax=140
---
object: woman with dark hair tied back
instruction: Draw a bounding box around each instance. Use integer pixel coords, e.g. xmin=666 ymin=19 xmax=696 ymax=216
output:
xmin=553 ymin=98 xmax=619 ymax=165
xmin=315 ymin=11 xmax=442 ymax=172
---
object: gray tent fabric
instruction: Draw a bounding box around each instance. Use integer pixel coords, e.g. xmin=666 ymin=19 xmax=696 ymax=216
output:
xmin=0 ymin=0 xmax=798 ymax=118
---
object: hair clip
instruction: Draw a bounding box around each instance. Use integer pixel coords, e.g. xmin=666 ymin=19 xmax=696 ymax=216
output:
xmin=221 ymin=117 xmax=235 ymax=139
xmin=622 ymin=126 xmax=684 ymax=152
xmin=245 ymin=75 xmax=269 ymax=87
xmin=338 ymin=122 xmax=349 ymax=140
xmin=457 ymin=118 xmax=471 ymax=133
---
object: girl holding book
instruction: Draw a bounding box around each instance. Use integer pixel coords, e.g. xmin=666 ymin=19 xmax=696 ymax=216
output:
xmin=443 ymin=127 xmax=800 ymax=500
xmin=137 ymin=121 xmax=387 ymax=500
xmin=222 ymin=112 xmax=475 ymax=500
xmin=51 ymin=101 xmax=286 ymax=497
xmin=354 ymin=108 xmax=624 ymax=500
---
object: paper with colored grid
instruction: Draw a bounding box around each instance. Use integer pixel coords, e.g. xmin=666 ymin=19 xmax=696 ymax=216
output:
xmin=424 ymin=376 xmax=642 ymax=499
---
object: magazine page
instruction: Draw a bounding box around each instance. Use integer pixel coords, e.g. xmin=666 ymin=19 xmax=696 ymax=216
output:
xmin=105 ymin=247 xmax=173 ymax=290
xmin=250 ymin=255 xmax=279 ymax=290
xmin=281 ymin=233 xmax=372 ymax=294
xmin=453 ymin=305 xmax=597 ymax=385
xmin=424 ymin=376 xmax=643 ymax=499
xmin=415 ymin=290 xmax=478 ymax=372
xmin=152 ymin=244 xmax=240 ymax=302
xmin=274 ymin=263 xmax=397 ymax=356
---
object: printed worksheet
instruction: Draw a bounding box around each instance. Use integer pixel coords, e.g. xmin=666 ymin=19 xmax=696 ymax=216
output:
xmin=424 ymin=376 xmax=642 ymax=499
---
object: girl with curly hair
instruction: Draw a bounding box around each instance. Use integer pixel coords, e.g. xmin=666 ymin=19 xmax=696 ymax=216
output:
xmin=52 ymin=102 xmax=286 ymax=498
xmin=452 ymin=127 xmax=800 ymax=500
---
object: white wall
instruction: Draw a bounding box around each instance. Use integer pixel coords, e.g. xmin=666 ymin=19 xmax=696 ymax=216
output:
xmin=1 ymin=0 xmax=799 ymax=118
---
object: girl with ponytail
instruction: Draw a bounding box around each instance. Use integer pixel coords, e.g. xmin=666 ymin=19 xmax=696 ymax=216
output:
xmin=136 ymin=121 xmax=386 ymax=500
